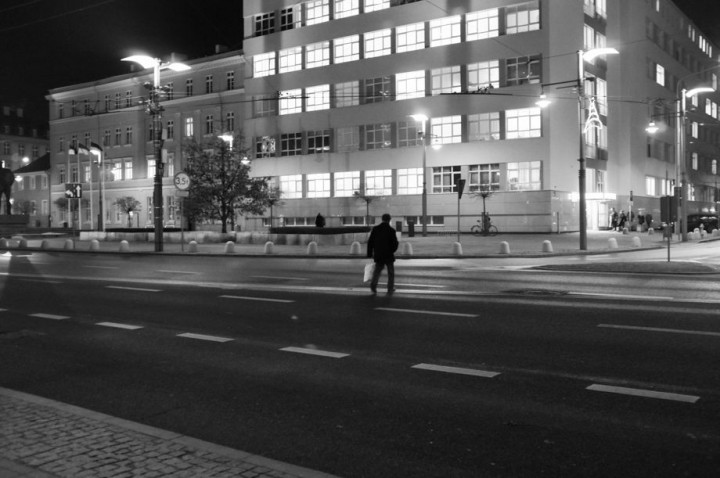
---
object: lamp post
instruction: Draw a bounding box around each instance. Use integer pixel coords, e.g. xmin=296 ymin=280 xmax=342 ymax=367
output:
xmin=577 ymin=47 xmax=618 ymax=250
xmin=122 ymin=55 xmax=190 ymax=252
xmin=409 ymin=114 xmax=429 ymax=236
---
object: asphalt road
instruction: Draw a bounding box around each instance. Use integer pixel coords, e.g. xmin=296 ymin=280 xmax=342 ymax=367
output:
xmin=1 ymin=251 xmax=719 ymax=477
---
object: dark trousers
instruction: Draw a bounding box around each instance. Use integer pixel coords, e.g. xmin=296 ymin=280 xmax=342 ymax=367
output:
xmin=370 ymin=261 xmax=394 ymax=291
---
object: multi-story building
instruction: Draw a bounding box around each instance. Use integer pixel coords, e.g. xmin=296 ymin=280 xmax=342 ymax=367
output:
xmin=46 ymin=48 xmax=245 ymax=230
xmin=243 ymin=0 xmax=720 ymax=233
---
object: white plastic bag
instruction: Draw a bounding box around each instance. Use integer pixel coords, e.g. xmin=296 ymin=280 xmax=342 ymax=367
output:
xmin=363 ymin=262 xmax=375 ymax=283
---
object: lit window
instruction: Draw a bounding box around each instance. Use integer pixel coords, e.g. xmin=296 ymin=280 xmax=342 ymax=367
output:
xmin=364 ymin=0 xmax=389 ymax=13
xmin=147 ymin=158 xmax=155 ymax=179
xmin=280 ymin=175 xmax=303 ymax=198
xmin=655 ymin=64 xmax=665 ymax=86
xmin=279 ymin=89 xmax=303 ymax=115
xmin=396 ymin=70 xmax=426 ymax=100
xmin=432 ymin=166 xmax=461 ymax=193
xmin=334 ymin=171 xmax=360 ymax=197
xmin=307 ymin=173 xmax=331 ymax=198
xmin=505 ymin=1 xmax=540 ymax=34
xmin=364 ymin=29 xmax=391 ymax=58
xmin=691 ymin=122 xmax=698 ymax=138
xmin=306 ymin=41 xmax=330 ymax=69
xmin=596 ymin=78 xmax=608 ymax=116
xmin=466 ymin=9 xmax=499 ymax=40
xmin=397 ymin=168 xmax=423 ymax=195
xmin=306 ymin=0 xmax=330 ymax=25
xmin=185 ymin=118 xmax=194 ymax=137
xmin=430 ymin=116 xmax=462 ymax=144
xmin=468 ymin=112 xmax=501 ymax=141
xmin=365 ymin=170 xmax=392 ymax=195
xmin=713 ymin=159 xmax=718 ymax=175
xmin=507 ymin=161 xmax=541 ymax=190
xmin=334 ymin=81 xmax=359 ymax=107
xmin=254 ymin=52 xmax=276 ymax=77
xmin=645 ymin=176 xmax=656 ymax=196
xmin=429 ymin=15 xmax=461 ymax=47
xmin=692 ymin=152 xmax=698 ymax=170
xmin=125 ymin=160 xmax=133 ymax=180
xmin=334 ymin=35 xmax=360 ymax=63
xmin=506 ymin=108 xmax=542 ymax=139
xmin=334 ymin=0 xmax=359 ymax=18
xmin=468 ymin=60 xmax=500 ymax=89
xmin=306 ymin=85 xmax=330 ymax=111
xmin=396 ymin=22 xmax=425 ymax=53
xmin=469 ymin=164 xmax=500 ymax=191
xmin=279 ymin=47 xmax=302 ymax=73
xmin=431 ymin=66 xmax=461 ymax=95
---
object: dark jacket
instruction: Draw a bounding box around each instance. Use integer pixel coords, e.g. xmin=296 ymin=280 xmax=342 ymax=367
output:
xmin=367 ymin=222 xmax=399 ymax=263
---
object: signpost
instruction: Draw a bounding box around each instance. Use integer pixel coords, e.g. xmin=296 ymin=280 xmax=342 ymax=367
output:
xmin=174 ymin=172 xmax=190 ymax=252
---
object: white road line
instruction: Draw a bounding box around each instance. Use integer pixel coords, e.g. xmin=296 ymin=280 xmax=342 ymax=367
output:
xmin=157 ymin=270 xmax=202 ymax=275
xmin=30 ymin=313 xmax=69 ymax=320
xmin=177 ymin=333 xmax=234 ymax=343
xmin=411 ymin=363 xmax=500 ymax=378
xmin=376 ymin=307 xmax=478 ymax=318
xmin=598 ymin=323 xmax=720 ymax=338
xmin=251 ymin=275 xmax=308 ymax=281
xmin=0 ymin=308 xmax=6 ymax=312
xmin=106 ymin=285 xmax=161 ymax=292
xmin=587 ymin=384 xmax=700 ymax=403
xmin=220 ymin=295 xmax=294 ymax=303
xmin=381 ymin=282 xmax=446 ymax=288
xmin=569 ymin=291 xmax=675 ymax=301
xmin=96 ymin=322 xmax=143 ymax=330
xmin=83 ymin=265 xmax=118 ymax=270
xmin=280 ymin=346 xmax=349 ymax=358
xmin=18 ymin=279 xmax=63 ymax=284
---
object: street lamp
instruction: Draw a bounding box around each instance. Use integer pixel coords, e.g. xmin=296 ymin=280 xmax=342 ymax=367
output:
xmin=122 ymin=54 xmax=190 ymax=252
xmin=577 ymin=47 xmax=618 ymax=250
xmin=409 ymin=114 xmax=441 ymax=236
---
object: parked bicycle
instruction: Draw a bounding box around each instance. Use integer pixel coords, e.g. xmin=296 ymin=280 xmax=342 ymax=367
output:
xmin=470 ymin=214 xmax=498 ymax=236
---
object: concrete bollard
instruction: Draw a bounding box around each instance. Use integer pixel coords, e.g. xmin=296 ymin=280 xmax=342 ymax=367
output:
xmin=622 ymin=227 xmax=629 ymax=234
xmin=264 ymin=241 xmax=274 ymax=254
xmin=188 ymin=240 xmax=198 ymax=253
xmin=542 ymin=240 xmax=553 ymax=253
xmin=499 ymin=241 xmax=511 ymax=254
xmin=18 ymin=239 xmax=27 ymax=249
xmin=119 ymin=240 xmax=130 ymax=252
xmin=401 ymin=242 xmax=413 ymax=256
xmin=307 ymin=241 xmax=318 ymax=255
xmin=41 ymin=240 xmax=50 ymax=250
xmin=632 ymin=236 xmax=641 ymax=248
xmin=64 ymin=239 xmax=74 ymax=250
xmin=224 ymin=241 xmax=235 ymax=254
xmin=608 ymin=237 xmax=618 ymax=249
xmin=452 ymin=242 xmax=463 ymax=256
xmin=349 ymin=241 xmax=361 ymax=255
xmin=90 ymin=239 xmax=100 ymax=251
xmin=648 ymin=228 xmax=654 ymax=235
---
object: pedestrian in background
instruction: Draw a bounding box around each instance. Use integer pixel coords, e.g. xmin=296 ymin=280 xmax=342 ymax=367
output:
xmin=315 ymin=213 xmax=325 ymax=228
xmin=367 ymin=213 xmax=399 ymax=295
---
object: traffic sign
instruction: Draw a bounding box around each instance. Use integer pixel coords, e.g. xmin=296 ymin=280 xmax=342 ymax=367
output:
xmin=65 ymin=183 xmax=82 ymax=198
xmin=174 ymin=172 xmax=190 ymax=190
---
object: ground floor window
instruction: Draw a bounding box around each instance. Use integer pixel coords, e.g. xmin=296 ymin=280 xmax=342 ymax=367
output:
xmin=432 ymin=166 xmax=461 ymax=193
xmin=468 ymin=164 xmax=500 ymax=191
xmin=397 ymin=168 xmax=423 ymax=194
xmin=507 ymin=161 xmax=541 ymax=190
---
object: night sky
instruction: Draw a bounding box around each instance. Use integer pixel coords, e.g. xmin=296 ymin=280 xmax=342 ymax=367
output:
xmin=0 ymin=0 xmax=717 ymax=121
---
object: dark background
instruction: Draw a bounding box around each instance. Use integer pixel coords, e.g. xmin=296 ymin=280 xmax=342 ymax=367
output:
xmin=0 ymin=0 xmax=717 ymax=122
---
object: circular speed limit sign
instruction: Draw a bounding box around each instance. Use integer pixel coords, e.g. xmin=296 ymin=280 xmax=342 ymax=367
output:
xmin=174 ymin=172 xmax=190 ymax=191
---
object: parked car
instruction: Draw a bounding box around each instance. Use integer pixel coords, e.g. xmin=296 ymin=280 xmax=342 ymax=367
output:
xmin=686 ymin=214 xmax=718 ymax=233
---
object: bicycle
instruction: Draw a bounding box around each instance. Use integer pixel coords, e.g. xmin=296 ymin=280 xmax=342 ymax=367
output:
xmin=470 ymin=217 xmax=498 ymax=236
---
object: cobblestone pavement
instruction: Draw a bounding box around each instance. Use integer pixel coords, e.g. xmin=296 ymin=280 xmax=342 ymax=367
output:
xmin=0 ymin=388 xmax=339 ymax=478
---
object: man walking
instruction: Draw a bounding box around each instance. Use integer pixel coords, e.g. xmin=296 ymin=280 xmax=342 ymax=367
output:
xmin=367 ymin=213 xmax=399 ymax=294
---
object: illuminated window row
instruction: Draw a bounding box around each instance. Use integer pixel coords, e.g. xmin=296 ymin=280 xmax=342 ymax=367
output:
xmin=252 ymin=1 xmax=540 ymax=77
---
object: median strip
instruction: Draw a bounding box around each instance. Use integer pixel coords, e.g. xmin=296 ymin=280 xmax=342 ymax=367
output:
xmin=106 ymin=286 xmax=160 ymax=292
xmin=177 ymin=333 xmax=234 ymax=343
xmin=587 ymin=384 xmax=700 ymax=403
xmin=411 ymin=363 xmax=500 ymax=378
xmin=280 ymin=346 xmax=349 ymax=358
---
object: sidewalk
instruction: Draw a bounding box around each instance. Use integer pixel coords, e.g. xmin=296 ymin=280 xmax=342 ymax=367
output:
xmin=0 ymin=387 xmax=339 ymax=478
xmin=4 ymin=229 xmax=681 ymax=257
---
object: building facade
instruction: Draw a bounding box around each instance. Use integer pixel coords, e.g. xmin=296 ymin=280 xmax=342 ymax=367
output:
xmin=243 ymin=0 xmax=720 ymax=233
xmin=46 ymin=49 xmax=245 ymax=230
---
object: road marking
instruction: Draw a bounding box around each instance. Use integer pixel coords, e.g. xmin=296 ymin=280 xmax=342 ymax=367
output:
xmin=106 ymin=285 xmax=161 ymax=292
xmin=381 ymin=282 xmax=446 ymax=288
xmin=220 ymin=295 xmax=294 ymax=303
xmin=177 ymin=333 xmax=233 ymax=343
xmin=30 ymin=313 xmax=69 ymax=320
xmin=251 ymin=275 xmax=308 ymax=281
xmin=0 ymin=308 xmax=6 ymax=312
xmin=598 ymin=323 xmax=720 ymax=338
xmin=83 ymin=265 xmax=118 ymax=270
xmin=587 ymin=384 xmax=700 ymax=403
xmin=569 ymin=291 xmax=675 ymax=301
xmin=96 ymin=322 xmax=143 ymax=330
xmin=157 ymin=270 xmax=202 ymax=275
xmin=280 ymin=346 xmax=349 ymax=358
xmin=18 ymin=279 xmax=63 ymax=284
xmin=376 ymin=307 xmax=478 ymax=318
xmin=412 ymin=363 xmax=500 ymax=378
